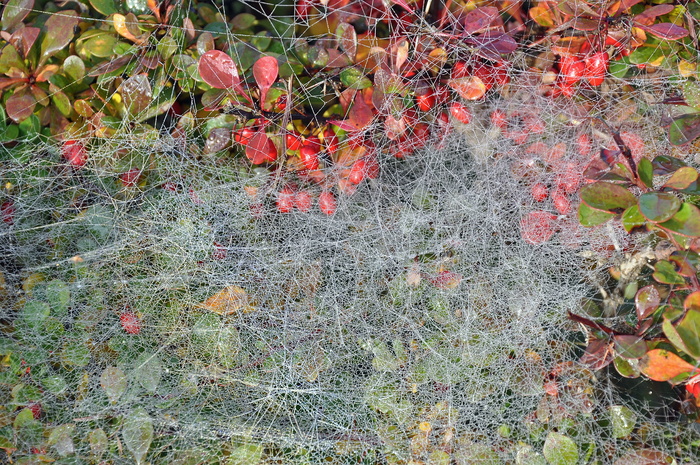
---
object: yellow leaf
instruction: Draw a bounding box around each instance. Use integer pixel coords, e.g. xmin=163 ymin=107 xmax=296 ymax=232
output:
xmin=196 ymin=286 xmax=254 ymax=315
xmin=678 ymin=60 xmax=697 ymax=78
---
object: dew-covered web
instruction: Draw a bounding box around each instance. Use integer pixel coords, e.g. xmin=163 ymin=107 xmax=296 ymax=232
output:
xmin=1 ymin=0 xmax=700 ymax=463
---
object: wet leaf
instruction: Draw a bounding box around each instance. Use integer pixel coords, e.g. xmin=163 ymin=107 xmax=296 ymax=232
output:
xmin=639 ymin=349 xmax=699 ymax=381
xmin=253 ymin=56 xmax=278 ymax=105
xmin=638 ymin=192 xmax=681 ymax=222
xmin=543 ymin=432 xmax=578 ymax=465
xmin=231 ymin=13 xmax=256 ymax=30
xmin=579 ymin=182 xmax=636 ymax=213
xmin=652 ymin=260 xmax=686 ymax=285
xmin=88 ymin=428 xmax=108 ymax=459
xmin=635 ymin=285 xmax=660 ymax=321
xmin=340 ymin=66 xmax=372 ymax=90
xmin=63 ymin=55 xmax=86 ymax=83
xmin=100 ymin=366 xmax=127 ymax=404
xmin=48 ymin=423 xmax=75 ymax=456
xmin=113 ymin=13 xmax=146 ymax=44
xmin=196 ymin=285 xmax=254 ymax=315
xmin=6 ymin=87 xmax=36 ymax=122
xmin=40 ymin=11 xmax=80 ymax=64
xmin=245 ymin=130 xmax=276 ymax=165
xmin=614 ymin=356 xmax=641 ymax=378
xmin=448 ymin=76 xmax=487 ymax=100
xmin=133 ymin=353 xmax=162 ymax=392
xmin=663 ymin=166 xmax=698 ymax=190
xmin=22 ymin=301 xmax=50 ymax=331
xmin=579 ymin=202 xmax=615 ymax=227
xmin=668 ymin=114 xmax=700 ymax=146
xmin=1 ymin=0 xmax=34 ymax=32
xmin=90 ymin=0 xmax=118 ymax=15
xmin=337 ymin=22 xmax=357 ymax=60
xmin=122 ymin=407 xmax=153 ymax=465
xmin=348 ymin=92 xmax=374 ymax=130
xmin=609 ymin=405 xmax=636 ymax=438
xmin=198 ymin=49 xmax=240 ymax=89
xmin=658 ymin=202 xmax=700 ymax=237
xmin=46 ymin=279 xmax=70 ymax=314
xmin=614 ymin=335 xmax=647 ymax=359
xmin=121 ymin=74 xmax=153 ymax=117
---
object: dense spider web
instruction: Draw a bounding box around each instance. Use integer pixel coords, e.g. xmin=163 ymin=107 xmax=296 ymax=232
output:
xmin=1 ymin=0 xmax=700 ymax=463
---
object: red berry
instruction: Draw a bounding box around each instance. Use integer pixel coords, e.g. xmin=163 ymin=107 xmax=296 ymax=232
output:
xmin=120 ymin=168 xmax=141 ymax=187
xmin=559 ymin=55 xmax=585 ymax=86
xmin=233 ymin=126 xmax=255 ymax=145
xmin=62 ymin=140 xmax=87 ymax=167
xmin=452 ymin=61 xmax=468 ymax=79
xmin=490 ymin=110 xmax=508 ymax=129
xmin=552 ymin=190 xmax=571 ymax=215
xmin=520 ymin=211 xmax=557 ymax=245
xmin=294 ymin=190 xmax=312 ymax=212
xmin=584 ymin=51 xmax=609 ymax=86
xmin=27 ymin=402 xmax=41 ymax=419
xmin=299 ymin=143 xmax=320 ymax=170
xmin=323 ymin=128 xmax=339 ymax=156
xmin=531 ymin=183 xmax=548 ymax=202
xmin=415 ymin=89 xmax=437 ymax=112
xmin=449 ymin=101 xmax=472 ymax=124
xmin=1 ymin=201 xmax=15 ymax=224
xmin=348 ymin=159 xmax=366 ymax=185
xmin=276 ymin=187 xmax=295 ymax=213
xmin=318 ymin=191 xmax=337 ymax=215
xmin=120 ymin=312 xmax=141 ymax=334
xmin=286 ymin=132 xmax=302 ymax=151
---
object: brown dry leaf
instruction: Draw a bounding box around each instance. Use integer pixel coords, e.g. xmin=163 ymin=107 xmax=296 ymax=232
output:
xmin=196 ymin=285 xmax=254 ymax=315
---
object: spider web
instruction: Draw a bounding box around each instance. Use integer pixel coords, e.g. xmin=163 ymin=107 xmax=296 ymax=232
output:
xmin=1 ymin=0 xmax=699 ymax=463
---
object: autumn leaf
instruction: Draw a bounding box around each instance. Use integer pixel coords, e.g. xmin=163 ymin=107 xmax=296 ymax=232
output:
xmin=639 ymin=349 xmax=699 ymax=382
xmin=196 ymin=285 xmax=255 ymax=315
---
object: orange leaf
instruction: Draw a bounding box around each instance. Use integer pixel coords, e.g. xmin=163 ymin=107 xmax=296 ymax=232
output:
xmin=639 ymin=349 xmax=699 ymax=382
xmin=448 ymin=77 xmax=486 ymax=101
xmin=196 ymin=285 xmax=254 ymax=315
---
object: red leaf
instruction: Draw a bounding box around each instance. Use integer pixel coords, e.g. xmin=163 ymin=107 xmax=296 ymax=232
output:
xmin=198 ymin=50 xmax=240 ymax=90
xmin=348 ymin=92 xmax=374 ymax=130
xmin=639 ymin=23 xmax=689 ymax=40
xmin=462 ymin=6 xmax=500 ymax=34
xmin=640 ymin=349 xmax=699 ymax=382
xmin=633 ymin=4 xmax=674 ymax=25
xmin=246 ymin=131 xmax=276 ymax=164
xmin=6 ymin=87 xmax=36 ymax=122
xmin=253 ymin=56 xmax=278 ymax=108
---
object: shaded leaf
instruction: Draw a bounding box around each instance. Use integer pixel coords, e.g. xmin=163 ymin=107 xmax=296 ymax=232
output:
xmin=635 ymin=285 xmax=660 ymax=321
xmin=40 ymin=11 xmax=80 ymax=64
xmin=348 ymin=92 xmax=374 ymax=130
xmin=663 ymin=166 xmax=698 ymax=190
xmin=614 ymin=335 xmax=647 ymax=359
xmin=253 ymin=56 xmax=278 ymax=106
xmin=543 ymin=432 xmax=578 ymax=465
xmin=100 ymin=366 xmax=127 ymax=404
xmin=652 ymin=155 xmax=688 ymax=175
xmin=48 ymin=424 xmax=75 ymax=456
xmin=639 ymin=349 xmax=699 ymax=381
xmin=579 ymin=182 xmax=636 ymax=213
xmin=637 ymin=157 xmax=653 ymax=188
xmin=668 ymin=114 xmax=700 ymax=146
xmin=196 ymin=285 xmax=254 ymax=315
xmin=609 ymin=405 xmax=636 ymax=438
xmin=338 ymin=22 xmax=357 ymax=61
xmin=638 ymin=192 xmax=681 ymax=223
xmin=198 ymin=50 xmax=245 ymax=98
xmin=122 ymin=407 xmax=153 ymax=465
xmin=133 ymin=353 xmax=162 ymax=392
xmin=658 ymin=202 xmax=700 ymax=237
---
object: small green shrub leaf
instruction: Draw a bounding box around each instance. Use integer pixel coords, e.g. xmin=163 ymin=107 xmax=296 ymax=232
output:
xmin=653 ymin=260 xmax=686 ymax=285
xmin=658 ymin=202 xmax=700 ymax=237
xmin=100 ymin=366 xmax=127 ymax=404
xmin=89 ymin=0 xmax=117 ymax=15
xmin=45 ymin=279 xmax=70 ymax=315
xmin=610 ymin=405 xmax=636 ymax=438
xmin=88 ymin=428 xmax=108 ymax=459
xmin=1 ymin=0 xmax=34 ymax=31
xmin=664 ymin=166 xmax=699 ymax=190
xmin=638 ymin=192 xmax=681 ymax=222
xmin=133 ymin=353 xmax=162 ymax=392
xmin=669 ymin=306 xmax=700 ymax=359
xmin=340 ymin=67 xmax=372 ymax=90
xmin=621 ymin=204 xmax=646 ymax=232
xmin=580 ymin=182 xmax=636 ymax=212
xmin=40 ymin=11 xmax=80 ymax=64
xmin=578 ymin=202 xmax=615 ymax=226
xmin=635 ymin=285 xmax=660 ymax=320
xmin=48 ymin=423 xmax=75 ymax=456
xmin=543 ymin=432 xmax=578 ymax=465
xmin=22 ymin=301 xmax=50 ymax=331
xmin=614 ymin=356 xmax=641 ymax=378
xmin=652 ymin=155 xmax=688 ymax=175
xmin=637 ymin=157 xmax=653 ymax=188
xmin=122 ymin=407 xmax=153 ymax=465
xmin=669 ymin=114 xmax=700 ymax=146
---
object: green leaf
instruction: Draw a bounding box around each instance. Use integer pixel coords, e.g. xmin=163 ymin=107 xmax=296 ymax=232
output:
xmin=88 ymin=428 xmax=108 ymax=460
xmin=22 ymin=301 xmax=50 ymax=331
xmin=669 ymin=114 xmax=700 ymax=146
xmin=543 ymin=432 xmax=578 ymax=465
xmin=62 ymin=55 xmax=86 ymax=82
xmin=133 ymin=353 xmax=162 ymax=392
xmin=578 ymin=202 xmax=615 ymax=226
xmin=226 ymin=443 xmax=263 ymax=465
xmin=664 ymin=166 xmax=699 ymax=190
xmin=637 ymin=157 xmax=653 ymax=188
xmin=40 ymin=11 xmax=80 ymax=65
xmin=61 ymin=341 xmax=91 ymax=367
xmin=609 ymin=405 xmax=636 ymax=438
xmin=1 ymin=0 xmax=34 ymax=31
xmin=89 ymin=0 xmax=118 ymax=16
xmin=82 ymin=34 xmax=119 ymax=58
xmin=580 ymin=182 xmax=636 ymax=213
xmin=13 ymin=408 xmax=34 ymax=429
xmin=638 ymin=192 xmax=681 ymax=222
xmin=658 ymin=202 xmax=700 ymax=237
xmin=621 ymin=205 xmax=646 ymax=233
xmin=122 ymin=407 xmax=153 ymax=465
xmin=340 ymin=67 xmax=372 ymax=90
xmin=231 ymin=13 xmax=257 ymax=30
xmin=613 ymin=356 xmax=641 ymax=378
xmin=101 ymin=366 xmax=127 ymax=404
xmin=683 ymin=80 xmax=700 ymax=109
xmin=667 ymin=307 xmax=700 ymax=359
xmin=45 ymin=279 xmax=70 ymax=314
xmin=652 ymin=155 xmax=688 ymax=175
xmin=48 ymin=423 xmax=75 ymax=457
xmin=652 ymin=260 xmax=686 ymax=285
